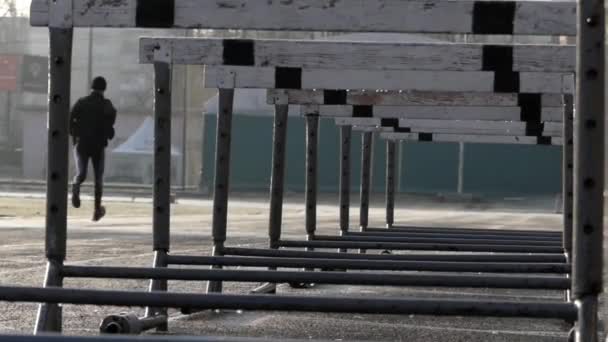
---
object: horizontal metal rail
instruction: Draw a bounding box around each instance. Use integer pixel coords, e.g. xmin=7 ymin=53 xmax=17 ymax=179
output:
xmin=1 ymin=335 xmax=309 ymax=342
xmin=166 ymin=255 xmax=570 ymax=273
xmin=60 ymin=265 xmax=569 ymax=289
xmin=380 ymin=226 xmax=561 ymax=237
xmin=314 ymin=234 xmax=562 ymax=246
xmin=222 ymin=247 xmax=568 ymax=263
xmin=344 ymin=231 xmax=562 ymax=242
xmin=278 ymin=240 xmax=564 ymax=253
xmin=0 ymin=286 xmax=577 ymax=320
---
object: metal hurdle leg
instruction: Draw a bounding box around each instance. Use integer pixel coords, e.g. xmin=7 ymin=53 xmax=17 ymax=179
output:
xmin=34 ymin=26 xmax=73 ymax=334
xmin=563 ymin=94 xmax=574 ymax=258
xmin=305 ymin=114 xmax=319 ymax=242
xmin=338 ymin=126 xmax=352 ymax=253
xmin=358 ymin=132 xmax=373 ymax=254
xmin=99 ymin=54 xmax=173 ymax=334
xmin=385 ymin=140 xmax=396 ymax=229
xmin=572 ymin=0 xmax=604 ymax=338
xmin=252 ymin=102 xmax=289 ymax=294
xmin=206 ymin=89 xmax=235 ymax=294
xmin=269 ymin=104 xmax=289 ymax=250
xmin=562 ymin=94 xmax=574 ymax=305
xmin=359 ymin=132 xmax=373 ymax=232
xmin=144 ymin=61 xmax=172 ymax=330
xmin=297 ymin=113 xmax=319 ymax=285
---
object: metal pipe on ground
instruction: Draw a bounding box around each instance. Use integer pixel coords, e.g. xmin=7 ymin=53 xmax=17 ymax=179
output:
xmin=345 ymin=230 xmax=562 ymax=242
xmin=278 ymin=240 xmax=564 ymax=254
xmin=4 ymin=335 xmax=316 ymax=342
xmin=99 ymin=313 xmax=167 ymax=335
xmin=312 ymin=234 xmax=562 ymax=246
xmin=382 ymin=226 xmax=561 ymax=237
xmin=222 ymin=247 xmax=567 ymax=263
xmin=0 ymin=286 xmax=577 ymax=320
xmin=166 ymin=255 xmax=570 ymax=273
xmin=60 ymin=265 xmax=570 ymax=289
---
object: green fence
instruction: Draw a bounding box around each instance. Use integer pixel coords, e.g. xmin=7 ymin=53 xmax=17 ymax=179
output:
xmin=202 ymin=114 xmax=561 ymax=196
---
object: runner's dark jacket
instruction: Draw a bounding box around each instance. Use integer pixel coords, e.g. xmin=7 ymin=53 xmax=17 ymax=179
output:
xmin=69 ymin=92 xmax=117 ymax=152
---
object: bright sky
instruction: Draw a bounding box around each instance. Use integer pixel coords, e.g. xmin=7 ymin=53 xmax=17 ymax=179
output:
xmin=1 ymin=0 xmax=30 ymax=17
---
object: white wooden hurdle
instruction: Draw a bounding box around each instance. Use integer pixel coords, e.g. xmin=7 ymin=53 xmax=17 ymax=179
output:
xmin=138 ymin=33 xmax=577 ymax=331
xmin=30 ymin=0 xmax=576 ymax=35
xmin=138 ymin=36 xmax=573 ymax=247
xmin=6 ymin=0 xmax=600 ymax=341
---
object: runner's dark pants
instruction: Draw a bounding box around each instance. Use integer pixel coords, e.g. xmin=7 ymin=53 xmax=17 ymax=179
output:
xmin=73 ymin=145 xmax=105 ymax=209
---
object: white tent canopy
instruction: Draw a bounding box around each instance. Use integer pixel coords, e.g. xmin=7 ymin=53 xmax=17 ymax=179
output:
xmin=112 ymin=116 xmax=181 ymax=156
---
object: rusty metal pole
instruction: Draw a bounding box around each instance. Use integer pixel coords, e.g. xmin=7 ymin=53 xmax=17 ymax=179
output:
xmin=269 ymin=105 xmax=289 ymax=249
xmin=34 ymin=26 xmax=73 ymax=334
xmin=359 ymin=132 xmax=373 ymax=232
xmin=143 ymin=61 xmax=172 ymax=330
xmin=562 ymin=94 xmax=574 ymax=257
xmin=339 ymin=126 xmax=352 ymax=253
xmin=206 ymin=89 xmax=235 ymax=294
xmin=385 ymin=140 xmax=396 ymax=228
xmin=305 ymin=114 xmax=319 ymax=242
xmin=572 ymin=0 xmax=605 ymax=338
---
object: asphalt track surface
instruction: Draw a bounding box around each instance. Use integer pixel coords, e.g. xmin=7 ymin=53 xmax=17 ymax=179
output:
xmin=0 ymin=192 xmax=604 ymax=341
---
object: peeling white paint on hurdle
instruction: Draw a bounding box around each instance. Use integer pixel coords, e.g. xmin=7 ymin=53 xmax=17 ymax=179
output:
xmin=30 ymin=0 xmax=576 ymax=35
xmin=294 ymin=103 xmax=562 ymax=122
xmin=204 ymin=67 xmax=575 ymax=93
xmin=267 ymin=89 xmax=565 ymax=107
xmin=333 ymin=117 xmax=562 ymax=136
xmin=379 ymin=131 xmax=563 ymax=146
xmin=139 ymin=38 xmax=575 ymax=94
xmin=331 ymin=117 xmax=562 ymax=144
xmin=140 ymin=38 xmax=575 ymax=72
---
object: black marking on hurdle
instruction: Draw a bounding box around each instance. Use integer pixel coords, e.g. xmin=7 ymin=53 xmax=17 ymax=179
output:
xmin=519 ymin=94 xmax=543 ymax=135
xmin=353 ymin=106 xmax=373 ymax=118
xmin=525 ymin=122 xmax=545 ymax=136
xmin=381 ymin=118 xmax=399 ymax=127
xmin=537 ymin=136 xmax=553 ymax=145
xmin=493 ymin=72 xmax=520 ymax=93
xmin=380 ymin=118 xmax=412 ymax=133
xmin=472 ymin=2 xmax=516 ymax=34
xmin=275 ymin=67 xmax=302 ymax=89
xmin=223 ymin=40 xmax=255 ymax=66
xmin=324 ymin=90 xmax=348 ymax=105
xmin=136 ymin=0 xmax=175 ymax=28
xmin=418 ymin=133 xmax=433 ymax=142
xmin=482 ymin=45 xmax=519 ymax=92
xmin=518 ymin=92 xmax=543 ymax=133
xmin=518 ymin=93 xmax=542 ymax=121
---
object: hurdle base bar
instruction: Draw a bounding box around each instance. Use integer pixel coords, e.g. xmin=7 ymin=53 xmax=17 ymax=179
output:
xmin=222 ymin=247 xmax=567 ymax=263
xmin=278 ymin=239 xmax=564 ymax=254
xmin=60 ymin=265 xmax=569 ymax=290
xmin=166 ymin=254 xmax=570 ymax=274
xmin=99 ymin=313 xmax=167 ymax=335
xmin=345 ymin=230 xmax=562 ymax=243
xmin=0 ymin=334 xmax=303 ymax=342
xmin=379 ymin=226 xmax=561 ymax=237
xmin=312 ymin=234 xmax=562 ymax=247
xmin=0 ymin=286 xmax=577 ymax=320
